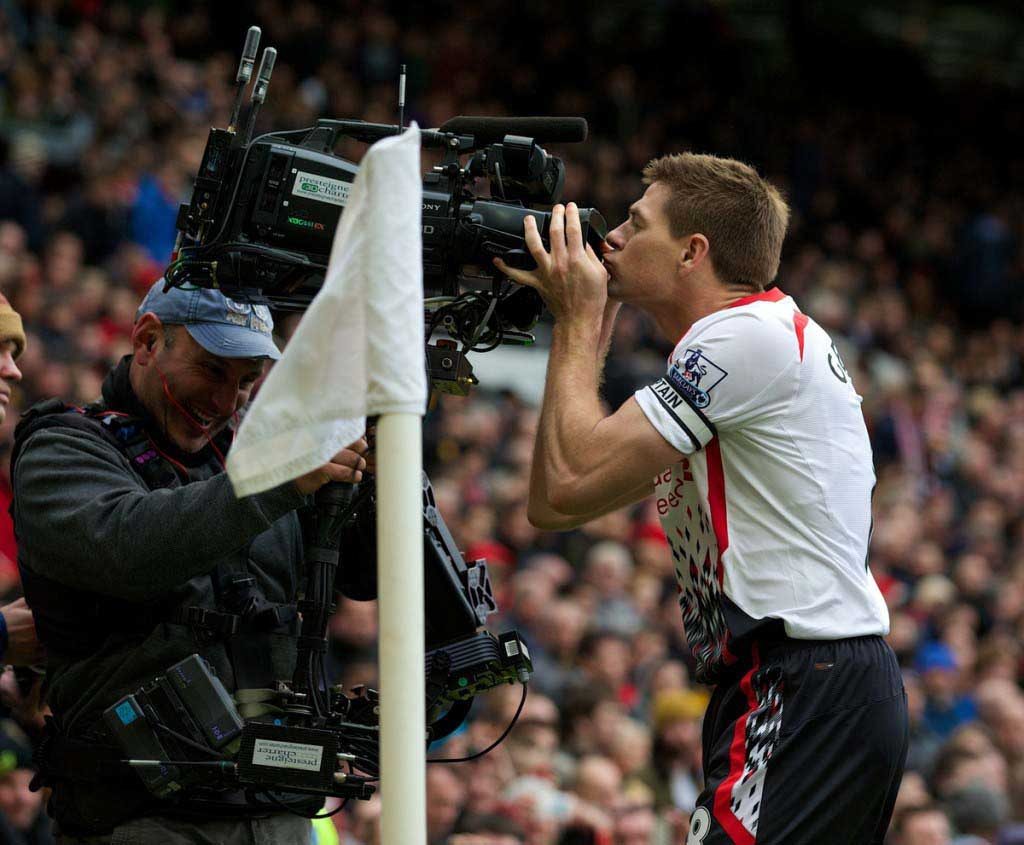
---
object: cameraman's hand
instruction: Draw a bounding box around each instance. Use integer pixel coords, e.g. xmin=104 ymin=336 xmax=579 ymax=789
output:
xmin=1 ymin=598 xmax=44 ymax=666
xmin=494 ymin=202 xmax=608 ymax=325
xmin=0 ymin=667 xmax=47 ymax=729
xmin=294 ymin=437 xmax=369 ymax=495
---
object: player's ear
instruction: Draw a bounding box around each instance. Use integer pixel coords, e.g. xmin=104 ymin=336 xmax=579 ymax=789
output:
xmin=679 ymin=234 xmax=710 ymax=272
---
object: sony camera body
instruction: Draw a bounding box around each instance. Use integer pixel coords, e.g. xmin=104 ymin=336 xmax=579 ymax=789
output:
xmin=167 ymin=114 xmax=605 ymax=393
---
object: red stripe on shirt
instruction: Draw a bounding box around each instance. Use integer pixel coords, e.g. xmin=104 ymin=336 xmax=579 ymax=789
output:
xmin=793 ymin=312 xmax=808 ymax=361
xmin=706 ymin=439 xmax=729 ymax=589
xmin=713 ymin=645 xmax=761 ymax=845
xmin=727 ymin=288 xmax=786 ymax=308
xmin=705 ymin=440 xmax=738 ymax=664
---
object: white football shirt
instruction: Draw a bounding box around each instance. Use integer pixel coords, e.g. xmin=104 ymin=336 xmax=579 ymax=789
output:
xmin=634 ymin=288 xmax=888 ymax=682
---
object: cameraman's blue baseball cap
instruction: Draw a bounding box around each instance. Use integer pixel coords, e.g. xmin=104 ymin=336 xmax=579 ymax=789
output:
xmin=136 ymin=280 xmax=281 ymax=360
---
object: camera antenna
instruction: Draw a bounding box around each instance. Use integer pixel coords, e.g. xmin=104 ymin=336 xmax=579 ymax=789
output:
xmin=242 ymin=46 xmax=277 ymax=145
xmin=228 ymin=26 xmax=261 ymax=133
xmin=398 ymin=64 xmax=407 ymax=130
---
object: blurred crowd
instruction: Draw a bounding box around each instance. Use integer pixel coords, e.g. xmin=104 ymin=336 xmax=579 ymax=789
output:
xmin=0 ymin=1 xmax=1023 ymax=844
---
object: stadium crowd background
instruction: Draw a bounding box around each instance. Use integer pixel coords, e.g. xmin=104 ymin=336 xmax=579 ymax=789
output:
xmin=0 ymin=1 xmax=1023 ymax=843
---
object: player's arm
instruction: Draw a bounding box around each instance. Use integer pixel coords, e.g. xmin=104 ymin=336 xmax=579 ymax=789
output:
xmin=526 ymin=313 xmax=678 ymax=519
xmin=495 ymin=203 xmax=681 ymax=522
xmin=528 ymin=456 xmax=654 ymax=529
xmin=526 ymin=298 xmax=655 ymax=529
xmin=535 ymin=378 xmax=675 ymax=516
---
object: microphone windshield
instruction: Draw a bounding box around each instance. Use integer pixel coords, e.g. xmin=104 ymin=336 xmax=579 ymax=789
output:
xmin=440 ymin=116 xmax=588 ymax=145
xmin=243 ymin=26 xmax=262 ymax=61
xmin=235 ymin=26 xmax=262 ymax=83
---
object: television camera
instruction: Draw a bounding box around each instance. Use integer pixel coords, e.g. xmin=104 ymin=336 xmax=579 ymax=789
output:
xmin=164 ymin=32 xmax=607 ymax=397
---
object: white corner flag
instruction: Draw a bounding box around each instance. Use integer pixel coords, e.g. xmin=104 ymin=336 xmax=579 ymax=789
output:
xmin=226 ymin=124 xmax=428 ymax=845
xmin=227 ymin=124 xmax=426 ymax=495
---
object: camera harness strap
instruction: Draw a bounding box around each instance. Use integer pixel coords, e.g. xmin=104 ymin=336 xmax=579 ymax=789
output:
xmin=11 ymin=400 xmax=296 ymax=668
xmin=14 ymin=400 xmax=303 ymax=802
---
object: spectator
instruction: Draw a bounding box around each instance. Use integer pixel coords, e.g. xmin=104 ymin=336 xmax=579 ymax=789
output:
xmin=0 ymin=292 xmax=25 ymax=592
xmin=426 ymin=765 xmax=465 ymax=845
xmin=945 ymin=784 xmax=1009 ymax=845
xmin=905 ymin=669 xmax=945 ymax=778
xmin=917 ymin=641 xmax=979 ymax=740
xmin=0 ymin=720 xmax=52 ymax=845
xmin=637 ymin=688 xmax=707 ymax=813
xmin=889 ymin=802 xmax=953 ymax=845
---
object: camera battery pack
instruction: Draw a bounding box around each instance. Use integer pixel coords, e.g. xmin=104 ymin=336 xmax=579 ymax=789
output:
xmin=165 ymin=654 xmax=244 ymax=749
xmin=102 ymin=695 xmax=182 ymax=798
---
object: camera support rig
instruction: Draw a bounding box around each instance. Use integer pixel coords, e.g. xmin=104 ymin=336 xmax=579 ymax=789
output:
xmin=104 ymin=473 xmax=532 ymax=805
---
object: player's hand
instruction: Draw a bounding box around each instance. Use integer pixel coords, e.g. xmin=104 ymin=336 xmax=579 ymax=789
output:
xmin=1 ymin=598 xmax=44 ymax=666
xmin=493 ymin=202 xmax=609 ymax=324
xmin=294 ymin=437 xmax=369 ymax=495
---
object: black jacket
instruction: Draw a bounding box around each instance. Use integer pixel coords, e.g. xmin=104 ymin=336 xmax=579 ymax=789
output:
xmin=11 ymin=356 xmax=312 ymax=829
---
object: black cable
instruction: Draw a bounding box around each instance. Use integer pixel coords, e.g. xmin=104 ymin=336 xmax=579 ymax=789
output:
xmin=425 ymin=307 xmax=444 ymax=343
xmin=427 ymin=682 xmax=528 ymax=764
xmin=257 ymin=791 xmax=350 ymax=819
xmin=469 ymin=325 xmax=503 ymax=353
xmin=151 ymin=722 xmax=227 ymax=760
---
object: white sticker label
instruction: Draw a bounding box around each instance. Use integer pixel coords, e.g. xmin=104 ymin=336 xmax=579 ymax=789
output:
xmin=292 ymin=171 xmax=352 ymax=207
xmin=504 ymin=641 xmax=520 ymax=657
xmin=252 ymin=739 xmax=324 ymax=772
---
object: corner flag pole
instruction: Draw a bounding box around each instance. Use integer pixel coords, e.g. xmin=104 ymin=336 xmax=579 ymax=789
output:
xmin=377 ymin=412 xmax=426 ymax=845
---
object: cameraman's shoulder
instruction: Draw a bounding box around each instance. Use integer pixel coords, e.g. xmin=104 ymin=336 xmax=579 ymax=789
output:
xmin=14 ymin=410 xmax=129 ymax=483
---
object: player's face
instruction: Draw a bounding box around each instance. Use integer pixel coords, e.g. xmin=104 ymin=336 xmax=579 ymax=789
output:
xmin=602 ymin=182 xmax=684 ymax=306
xmin=140 ymin=327 xmax=264 ymax=453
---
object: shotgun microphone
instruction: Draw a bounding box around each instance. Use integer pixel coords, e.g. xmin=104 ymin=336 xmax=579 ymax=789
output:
xmin=228 ymin=26 xmax=261 ymax=133
xmin=242 ymin=47 xmax=277 ymax=145
xmin=439 ymin=116 xmax=588 ymax=145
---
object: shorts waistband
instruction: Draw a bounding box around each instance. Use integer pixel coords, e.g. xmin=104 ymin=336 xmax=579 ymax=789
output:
xmin=756 ymin=633 xmax=887 ymax=662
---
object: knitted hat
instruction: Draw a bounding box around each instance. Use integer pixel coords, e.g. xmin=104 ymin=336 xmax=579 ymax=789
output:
xmin=652 ymin=689 xmax=709 ymax=730
xmin=0 ymin=294 xmax=25 ymax=359
xmin=0 ymin=720 xmax=34 ymax=773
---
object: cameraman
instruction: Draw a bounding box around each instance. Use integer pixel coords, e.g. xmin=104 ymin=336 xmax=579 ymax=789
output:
xmin=11 ymin=280 xmax=367 ymax=844
xmin=496 ymin=154 xmax=906 ymax=844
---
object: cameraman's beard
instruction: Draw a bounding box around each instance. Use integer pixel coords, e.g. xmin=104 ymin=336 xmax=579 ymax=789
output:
xmin=152 ymin=365 xmax=231 ymax=470
xmin=150 ymin=360 xmax=228 ymax=462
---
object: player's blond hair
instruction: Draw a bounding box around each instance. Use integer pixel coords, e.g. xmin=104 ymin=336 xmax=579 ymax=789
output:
xmin=642 ymin=153 xmax=790 ymax=290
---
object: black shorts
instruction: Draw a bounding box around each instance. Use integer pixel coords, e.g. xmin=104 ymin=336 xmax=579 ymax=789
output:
xmin=687 ymin=635 xmax=908 ymax=845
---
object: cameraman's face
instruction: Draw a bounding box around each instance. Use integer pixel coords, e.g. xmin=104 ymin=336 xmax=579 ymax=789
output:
xmin=138 ymin=325 xmax=264 ymax=453
xmin=603 ymin=182 xmax=683 ymax=306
